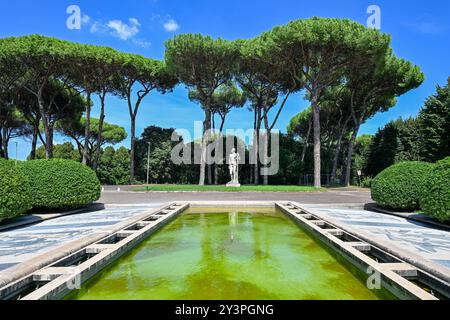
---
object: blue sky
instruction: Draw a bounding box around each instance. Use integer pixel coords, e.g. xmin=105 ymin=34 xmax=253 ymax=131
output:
xmin=1 ymin=0 xmax=449 ymax=159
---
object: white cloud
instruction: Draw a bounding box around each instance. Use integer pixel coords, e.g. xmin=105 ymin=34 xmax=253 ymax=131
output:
xmin=132 ymin=38 xmax=151 ymax=48
xmin=107 ymin=18 xmax=141 ymax=40
xmin=163 ymin=18 xmax=179 ymax=32
xmin=89 ymin=16 xmax=150 ymax=47
xmin=81 ymin=14 xmax=91 ymax=25
xmin=128 ymin=17 xmax=141 ymax=27
xmin=90 ymin=21 xmax=108 ymax=34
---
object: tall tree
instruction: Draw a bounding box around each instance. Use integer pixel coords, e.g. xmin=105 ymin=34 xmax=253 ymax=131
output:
xmin=0 ymin=35 xmax=81 ymax=158
xmin=189 ymin=83 xmax=246 ymax=184
xmin=342 ymin=54 xmax=424 ymax=186
xmin=118 ymin=54 xmax=177 ymax=183
xmin=165 ymin=34 xmax=238 ymax=185
xmin=235 ymin=38 xmax=296 ymax=184
xmin=263 ymin=18 xmax=390 ymax=187
xmin=68 ymin=45 xmax=124 ymax=168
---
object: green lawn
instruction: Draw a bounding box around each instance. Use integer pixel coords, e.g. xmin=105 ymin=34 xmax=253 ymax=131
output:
xmin=133 ymin=184 xmax=324 ymax=192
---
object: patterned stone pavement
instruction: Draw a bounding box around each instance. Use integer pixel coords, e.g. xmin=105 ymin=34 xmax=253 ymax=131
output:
xmin=1 ymin=201 xmax=449 ymax=275
xmin=303 ymin=205 xmax=450 ymax=270
xmin=0 ymin=205 xmax=160 ymax=271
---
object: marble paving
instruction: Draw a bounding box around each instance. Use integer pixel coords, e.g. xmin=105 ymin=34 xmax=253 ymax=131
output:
xmin=1 ymin=202 xmax=449 ymax=276
xmin=303 ymin=205 xmax=450 ymax=270
xmin=0 ymin=205 xmax=160 ymax=271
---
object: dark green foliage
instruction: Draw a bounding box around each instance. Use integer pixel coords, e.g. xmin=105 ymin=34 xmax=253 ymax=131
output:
xmin=135 ymin=126 xmax=183 ymax=184
xmin=371 ymin=161 xmax=434 ymax=211
xmin=270 ymin=134 xmax=303 ymax=185
xmin=97 ymin=147 xmax=130 ymax=185
xmin=0 ymin=159 xmax=32 ymax=221
xmin=33 ymin=142 xmax=80 ymax=161
xmin=21 ymin=159 xmax=101 ymax=210
xmin=417 ymin=79 xmax=450 ymax=162
xmin=366 ymin=79 xmax=450 ymax=178
xmin=420 ymin=157 xmax=450 ymax=222
xmin=352 ymin=135 xmax=373 ymax=182
xmin=365 ymin=118 xmax=421 ymax=177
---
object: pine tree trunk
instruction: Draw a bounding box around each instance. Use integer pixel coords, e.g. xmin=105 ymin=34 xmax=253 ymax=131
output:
xmin=0 ymin=129 xmax=3 ymax=158
xmin=253 ymin=108 xmax=261 ymax=185
xmin=36 ymin=91 xmax=53 ymax=159
xmin=298 ymin=117 xmax=312 ymax=185
xmin=82 ymin=92 xmax=91 ymax=165
xmin=45 ymin=124 xmax=54 ymax=160
xmin=199 ymin=108 xmax=211 ymax=186
xmin=330 ymin=140 xmax=342 ymax=185
xmin=30 ymin=119 xmax=39 ymax=160
xmin=130 ymin=115 xmax=136 ymax=184
xmin=344 ymin=123 xmax=360 ymax=187
xmin=263 ymin=130 xmax=270 ymax=185
xmin=1 ymin=127 xmax=8 ymax=160
xmin=93 ymin=93 xmax=106 ymax=171
xmin=312 ymin=97 xmax=321 ymax=188
xmin=207 ymin=163 xmax=212 ymax=185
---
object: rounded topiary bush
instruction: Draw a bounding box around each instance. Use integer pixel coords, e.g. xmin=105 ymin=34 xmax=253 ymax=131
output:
xmin=420 ymin=157 xmax=450 ymax=222
xmin=371 ymin=161 xmax=434 ymax=211
xmin=0 ymin=159 xmax=32 ymax=221
xmin=21 ymin=159 xmax=101 ymax=210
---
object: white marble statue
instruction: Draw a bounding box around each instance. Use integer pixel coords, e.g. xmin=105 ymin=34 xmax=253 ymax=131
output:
xmin=227 ymin=148 xmax=240 ymax=187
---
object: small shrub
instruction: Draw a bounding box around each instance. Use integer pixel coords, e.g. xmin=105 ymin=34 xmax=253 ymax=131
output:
xmin=361 ymin=176 xmax=373 ymax=188
xmin=21 ymin=159 xmax=101 ymax=210
xmin=371 ymin=161 xmax=434 ymax=211
xmin=0 ymin=159 xmax=32 ymax=222
xmin=420 ymin=157 xmax=450 ymax=222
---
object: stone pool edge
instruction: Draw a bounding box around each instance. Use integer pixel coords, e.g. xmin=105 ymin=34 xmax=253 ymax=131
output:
xmin=0 ymin=202 xmax=184 ymax=298
xmin=0 ymin=201 xmax=448 ymax=300
xmin=277 ymin=202 xmax=447 ymax=300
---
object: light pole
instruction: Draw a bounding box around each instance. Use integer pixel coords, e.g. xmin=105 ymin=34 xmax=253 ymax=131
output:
xmin=15 ymin=142 xmax=18 ymax=164
xmin=146 ymin=142 xmax=151 ymax=192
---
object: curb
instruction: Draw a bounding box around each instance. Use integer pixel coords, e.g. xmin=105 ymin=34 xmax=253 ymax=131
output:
xmin=0 ymin=203 xmax=105 ymax=232
xmin=365 ymin=203 xmax=450 ymax=231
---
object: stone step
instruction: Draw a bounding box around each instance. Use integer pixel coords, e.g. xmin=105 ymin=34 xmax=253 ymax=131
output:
xmin=327 ymin=229 xmax=344 ymax=237
xmin=85 ymin=244 xmax=116 ymax=254
xmin=33 ymin=267 xmax=78 ymax=281
xmin=381 ymin=263 xmax=418 ymax=277
xmin=348 ymin=242 xmax=371 ymax=252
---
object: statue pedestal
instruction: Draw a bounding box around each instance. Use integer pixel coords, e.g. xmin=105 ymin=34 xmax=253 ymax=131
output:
xmin=226 ymin=182 xmax=241 ymax=187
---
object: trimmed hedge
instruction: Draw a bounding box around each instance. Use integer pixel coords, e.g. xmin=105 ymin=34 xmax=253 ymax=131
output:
xmin=0 ymin=159 xmax=32 ymax=222
xmin=21 ymin=159 xmax=101 ymax=210
xmin=420 ymin=157 xmax=450 ymax=222
xmin=371 ymin=161 xmax=434 ymax=211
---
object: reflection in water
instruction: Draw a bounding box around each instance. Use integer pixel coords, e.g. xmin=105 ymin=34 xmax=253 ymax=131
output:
xmin=68 ymin=208 xmax=393 ymax=300
xmin=229 ymin=211 xmax=237 ymax=243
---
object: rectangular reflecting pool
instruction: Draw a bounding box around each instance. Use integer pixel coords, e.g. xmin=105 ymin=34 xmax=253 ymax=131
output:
xmin=67 ymin=207 xmax=394 ymax=300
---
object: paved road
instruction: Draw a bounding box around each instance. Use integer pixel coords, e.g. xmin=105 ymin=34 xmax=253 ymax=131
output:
xmin=99 ymin=190 xmax=373 ymax=205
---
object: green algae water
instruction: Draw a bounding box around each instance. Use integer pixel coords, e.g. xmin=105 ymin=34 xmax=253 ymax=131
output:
xmin=68 ymin=207 xmax=391 ymax=300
